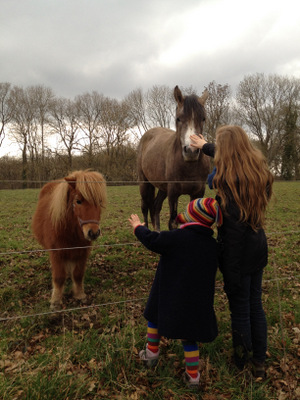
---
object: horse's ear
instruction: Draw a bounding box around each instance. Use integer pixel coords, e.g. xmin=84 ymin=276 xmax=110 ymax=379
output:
xmin=64 ymin=175 xmax=76 ymax=190
xmin=174 ymin=85 xmax=184 ymax=105
xmin=198 ymin=90 xmax=209 ymax=105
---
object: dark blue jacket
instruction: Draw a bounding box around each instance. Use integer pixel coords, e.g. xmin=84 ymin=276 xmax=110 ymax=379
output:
xmin=134 ymin=224 xmax=218 ymax=342
xmin=202 ymin=143 xmax=268 ymax=295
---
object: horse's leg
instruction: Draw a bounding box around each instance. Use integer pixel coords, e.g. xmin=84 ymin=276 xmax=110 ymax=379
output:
xmin=139 ymin=181 xmax=155 ymax=228
xmin=168 ymin=188 xmax=180 ymax=230
xmin=50 ymin=253 xmax=66 ymax=310
xmin=190 ymin=182 xmax=206 ymax=201
xmin=71 ymin=254 xmax=88 ymax=302
xmin=153 ymin=189 xmax=167 ymax=231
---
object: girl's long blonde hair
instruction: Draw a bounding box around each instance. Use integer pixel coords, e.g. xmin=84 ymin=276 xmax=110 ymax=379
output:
xmin=213 ymin=125 xmax=273 ymax=230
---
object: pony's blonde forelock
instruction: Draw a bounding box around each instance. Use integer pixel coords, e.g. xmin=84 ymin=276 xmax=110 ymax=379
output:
xmin=213 ymin=126 xmax=273 ymax=230
xmin=70 ymin=170 xmax=107 ymax=207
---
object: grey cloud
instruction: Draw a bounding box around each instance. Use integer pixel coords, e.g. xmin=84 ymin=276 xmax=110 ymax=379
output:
xmin=1 ymin=0 xmax=299 ymax=99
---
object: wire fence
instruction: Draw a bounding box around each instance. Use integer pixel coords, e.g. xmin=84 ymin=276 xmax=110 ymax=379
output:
xmin=0 ymin=229 xmax=299 ymax=322
xmin=1 ymin=228 xmax=299 ymax=257
xmin=0 ymin=181 xmax=299 ymax=331
xmin=0 ymin=179 xmax=299 ymax=400
xmin=0 ymin=178 xmax=211 ymax=191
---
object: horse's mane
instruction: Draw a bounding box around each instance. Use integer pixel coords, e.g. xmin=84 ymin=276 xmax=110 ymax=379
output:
xmin=50 ymin=170 xmax=107 ymax=229
xmin=184 ymin=95 xmax=206 ymax=127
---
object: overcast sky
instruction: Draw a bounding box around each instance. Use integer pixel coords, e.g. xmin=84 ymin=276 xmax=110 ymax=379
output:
xmin=1 ymin=0 xmax=300 ymax=156
xmin=1 ymin=0 xmax=300 ymax=101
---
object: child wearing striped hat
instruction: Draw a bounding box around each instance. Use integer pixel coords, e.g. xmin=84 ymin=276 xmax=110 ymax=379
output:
xmin=128 ymin=197 xmax=222 ymax=390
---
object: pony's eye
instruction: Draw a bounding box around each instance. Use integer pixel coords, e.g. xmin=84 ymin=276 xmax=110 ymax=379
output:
xmin=76 ymin=199 xmax=82 ymax=205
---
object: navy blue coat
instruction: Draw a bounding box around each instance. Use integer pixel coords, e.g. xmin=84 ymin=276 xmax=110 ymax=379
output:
xmin=134 ymin=224 xmax=218 ymax=343
xmin=202 ymin=143 xmax=268 ymax=295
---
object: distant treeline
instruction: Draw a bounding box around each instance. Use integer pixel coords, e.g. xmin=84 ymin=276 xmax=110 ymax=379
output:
xmin=0 ymin=145 xmax=138 ymax=190
xmin=1 ymin=72 xmax=300 ymax=185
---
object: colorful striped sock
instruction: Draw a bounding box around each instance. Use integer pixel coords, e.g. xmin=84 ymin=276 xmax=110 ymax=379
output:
xmin=182 ymin=341 xmax=199 ymax=379
xmin=147 ymin=321 xmax=161 ymax=354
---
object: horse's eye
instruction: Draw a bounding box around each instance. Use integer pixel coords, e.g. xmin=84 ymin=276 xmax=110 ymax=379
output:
xmin=76 ymin=199 xmax=82 ymax=205
xmin=176 ymin=117 xmax=181 ymax=123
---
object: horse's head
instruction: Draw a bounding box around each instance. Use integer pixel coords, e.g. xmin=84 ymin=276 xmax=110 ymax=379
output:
xmin=174 ymin=85 xmax=208 ymax=162
xmin=64 ymin=171 xmax=107 ymax=241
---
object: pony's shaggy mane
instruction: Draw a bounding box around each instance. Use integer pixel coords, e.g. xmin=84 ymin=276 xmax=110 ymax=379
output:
xmin=49 ymin=170 xmax=107 ymax=229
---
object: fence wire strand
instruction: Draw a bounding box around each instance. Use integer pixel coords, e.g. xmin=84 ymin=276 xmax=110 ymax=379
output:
xmin=1 ymin=273 xmax=299 ymax=323
xmin=0 ymin=182 xmax=299 ymax=345
xmin=0 ymin=231 xmax=299 ymax=257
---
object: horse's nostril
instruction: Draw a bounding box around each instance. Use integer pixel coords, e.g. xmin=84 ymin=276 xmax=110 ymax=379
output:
xmin=184 ymin=145 xmax=199 ymax=153
xmin=184 ymin=145 xmax=194 ymax=154
xmin=88 ymin=229 xmax=100 ymax=240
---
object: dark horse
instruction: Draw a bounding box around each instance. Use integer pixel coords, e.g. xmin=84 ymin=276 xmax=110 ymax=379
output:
xmin=32 ymin=170 xmax=107 ymax=309
xmin=137 ymin=85 xmax=210 ymax=231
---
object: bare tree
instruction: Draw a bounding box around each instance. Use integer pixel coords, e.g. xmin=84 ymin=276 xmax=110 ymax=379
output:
xmin=29 ymin=85 xmax=54 ymax=163
xmin=0 ymin=82 xmax=14 ymax=147
xmin=9 ymin=86 xmax=36 ymax=182
xmin=75 ymin=91 xmax=104 ymax=166
xmin=281 ymin=104 xmax=300 ymax=179
xmin=145 ymin=85 xmax=174 ymax=129
xmin=125 ymin=88 xmax=150 ymax=139
xmin=49 ymin=97 xmax=80 ymax=169
xmin=97 ymin=97 xmax=134 ymax=178
xmin=204 ymin=81 xmax=231 ymax=141
xmin=235 ymin=73 xmax=300 ymax=167
xmin=99 ymin=97 xmax=131 ymax=156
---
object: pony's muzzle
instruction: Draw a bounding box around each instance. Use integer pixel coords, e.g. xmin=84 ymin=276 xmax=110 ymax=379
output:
xmin=83 ymin=225 xmax=100 ymax=241
xmin=78 ymin=218 xmax=101 ymax=241
xmin=87 ymin=228 xmax=100 ymax=241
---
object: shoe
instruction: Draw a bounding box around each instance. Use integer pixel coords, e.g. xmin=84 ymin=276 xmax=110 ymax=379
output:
xmin=139 ymin=346 xmax=159 ymax=368
xmin=250 ymin=359 xmax=266 ymax=379
xmin=182 ymin=371 xmax=200 ymax=390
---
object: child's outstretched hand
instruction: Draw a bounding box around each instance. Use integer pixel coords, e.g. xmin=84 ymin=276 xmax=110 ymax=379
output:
xmin=128 ymin=214 xmax=144 ymax=230
xmin=190 ymin=134 xmax=207 ymax=149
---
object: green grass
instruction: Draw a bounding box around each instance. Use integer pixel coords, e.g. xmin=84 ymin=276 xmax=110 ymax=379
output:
xmin=0 ymin=182 xmax=299 ymax=399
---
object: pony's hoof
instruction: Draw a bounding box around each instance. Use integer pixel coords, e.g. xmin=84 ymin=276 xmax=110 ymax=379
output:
xmin=73 ymin=292 xmax=87 ymax=302
xmin=50 ymin=302 xmax=62 ymax=311
xmin=75 ymin=295 xmax=88 ymax=304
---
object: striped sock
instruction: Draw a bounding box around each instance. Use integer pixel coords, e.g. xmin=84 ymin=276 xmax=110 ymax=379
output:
xmin=182 ymin=341 xmax=199 ymax=379
xmin=147 ymin=321 xmax=161 ymax=354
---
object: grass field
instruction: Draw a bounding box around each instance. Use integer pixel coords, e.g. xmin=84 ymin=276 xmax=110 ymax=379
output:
xmin=0 ymin=182 xmax=299 ymax=399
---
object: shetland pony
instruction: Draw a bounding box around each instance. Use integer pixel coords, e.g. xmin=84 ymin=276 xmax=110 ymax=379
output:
xmin=32 ymin=170 xmax=107 ymax=309
xmin=137 ymin=86 xmax=210 ymax=231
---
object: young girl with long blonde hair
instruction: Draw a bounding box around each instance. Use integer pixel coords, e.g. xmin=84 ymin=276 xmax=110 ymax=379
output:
xmin=191 ymin=125 xmax=274 ymax=378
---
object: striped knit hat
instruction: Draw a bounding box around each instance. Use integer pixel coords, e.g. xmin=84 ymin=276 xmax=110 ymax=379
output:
xmin=175 ymin=197 xmax=223 ymax=228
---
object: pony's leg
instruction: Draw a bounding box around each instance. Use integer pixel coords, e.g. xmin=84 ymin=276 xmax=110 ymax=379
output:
xmin=167 ymin=189 xmax=179 ymax=230
xmin=153 ymin=189 xmax=167 ymax=231
xmin=50 ymin=253 xmax=66 ymax=310
xmin=71 ymin=259 xmax=88 ymax=302
xmin=140 ymin=182 xmax=155 ymax=228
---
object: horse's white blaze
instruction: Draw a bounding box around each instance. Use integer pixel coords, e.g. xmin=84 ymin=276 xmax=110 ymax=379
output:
xmin=182 ymin=120 xmax=198 ymax=152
